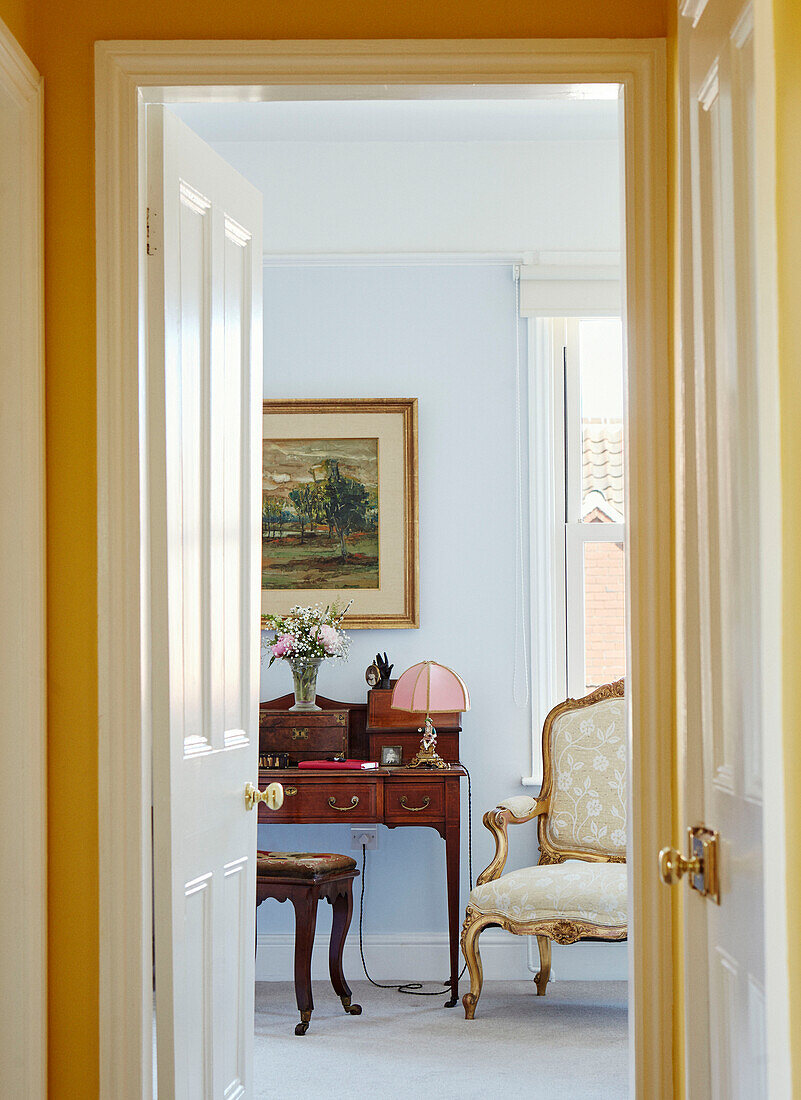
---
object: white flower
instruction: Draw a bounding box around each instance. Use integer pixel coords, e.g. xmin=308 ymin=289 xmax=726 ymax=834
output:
xmin=557 ymin=771 xmax=573 ymax=792
xmin=592 ymin=753 xmax=609 ymax=773
xmin=262 ymin=601 xmax=351 ymax=664
xmin=611 ymin=828 xmax=626 ymax=848
xmin=585 ymin=797 xmax=602 ymax=817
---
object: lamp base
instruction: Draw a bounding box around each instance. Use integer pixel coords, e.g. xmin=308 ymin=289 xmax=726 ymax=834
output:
xmin=407 ymin=718 xmax=451 ymax=770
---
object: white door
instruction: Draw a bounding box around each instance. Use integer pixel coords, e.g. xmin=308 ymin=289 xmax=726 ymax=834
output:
xmin=674 ymin=1 xmax=766 ymax=1095
xmin=147 ymin=105 xmax=264 ymax=1099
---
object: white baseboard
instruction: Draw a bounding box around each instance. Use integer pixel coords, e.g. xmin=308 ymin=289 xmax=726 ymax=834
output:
xmin=256 ymin=931 xmax=628 ymax=983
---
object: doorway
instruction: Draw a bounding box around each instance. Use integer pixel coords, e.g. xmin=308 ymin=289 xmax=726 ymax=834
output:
xmin=171 ymin=91 xmax=629 ymax=1093
xmin=95 ymin=40 xmax=671 ymax=1098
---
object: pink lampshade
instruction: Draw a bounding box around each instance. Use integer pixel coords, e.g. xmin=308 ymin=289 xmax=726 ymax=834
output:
xmin=390 ymin=661 xmax=470 ymax=715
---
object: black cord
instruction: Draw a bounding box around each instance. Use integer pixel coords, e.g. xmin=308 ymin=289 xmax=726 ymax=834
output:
xmin=357 ymin=764 xmax=473 ymax=997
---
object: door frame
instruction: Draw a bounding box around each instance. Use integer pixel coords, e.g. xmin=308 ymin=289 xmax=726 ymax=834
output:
xmin=0 ymin=17 xmax=46 ymax=1098
xmin=96 ymin=39 xmax=671 ymax=1098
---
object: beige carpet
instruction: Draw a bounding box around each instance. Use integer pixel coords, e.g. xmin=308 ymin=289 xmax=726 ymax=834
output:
xmin=254 ymin=980 xmax=628 ymax=1099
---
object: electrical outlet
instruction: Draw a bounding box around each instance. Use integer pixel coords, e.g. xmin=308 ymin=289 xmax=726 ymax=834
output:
xmin=351 ymin=826 xmax=378 ymax=850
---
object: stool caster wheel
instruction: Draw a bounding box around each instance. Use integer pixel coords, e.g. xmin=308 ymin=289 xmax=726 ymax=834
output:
xmin=340 ymin=996 xmax=362 ymax=1016
xmin=295 ymin=1011 xmax=311 ymax=1036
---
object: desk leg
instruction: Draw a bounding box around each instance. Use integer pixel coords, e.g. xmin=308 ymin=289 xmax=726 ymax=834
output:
xmin=444 ymin=820 xmax=460 ymax=1007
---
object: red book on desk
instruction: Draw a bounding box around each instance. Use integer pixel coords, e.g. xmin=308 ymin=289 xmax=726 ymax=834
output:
xmin=297 ymin=759 xmax=379 ymax=770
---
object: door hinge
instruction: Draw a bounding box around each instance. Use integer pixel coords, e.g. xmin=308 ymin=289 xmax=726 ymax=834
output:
xmin=146 ymin=206 xmax=158 ymax=255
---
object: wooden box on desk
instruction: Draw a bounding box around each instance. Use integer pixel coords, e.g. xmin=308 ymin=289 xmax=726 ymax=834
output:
xmin=366 ymin=686 xmax=461 ymax=764
xmin=259 ymin=708 xmax=349 ymax=765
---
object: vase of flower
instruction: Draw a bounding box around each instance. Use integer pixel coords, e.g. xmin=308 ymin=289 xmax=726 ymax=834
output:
xmin=287 ymin=657 xmax=323 ymax=713
xmin=262 ymin=602 xmax=352 ymax=714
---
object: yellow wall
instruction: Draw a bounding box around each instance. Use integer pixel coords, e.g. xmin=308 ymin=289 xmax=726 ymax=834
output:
xmin=774 ymin=0 xmax=801 ymax=1089
xmin=2 ymin=1 xmax=672 ymax=1095
xmin=14 ymin=0 xmax=801 ymax=1094
xmin=16 ymin=0 xmax=801 ymax=1095
xmin=0 ymin=0 xmax=29 ymax=56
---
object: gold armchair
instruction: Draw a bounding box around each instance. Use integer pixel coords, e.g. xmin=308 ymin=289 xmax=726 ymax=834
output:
xmin=462 ymin=680 xmax=627 ymax=1019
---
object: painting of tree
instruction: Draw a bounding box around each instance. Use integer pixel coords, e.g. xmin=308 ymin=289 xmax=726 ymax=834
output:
xmin=262 ymin=439 xmax=379 ymax=589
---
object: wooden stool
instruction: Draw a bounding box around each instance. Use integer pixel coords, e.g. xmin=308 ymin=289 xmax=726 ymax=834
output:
xmin=256 ymin=851 xmax=363 ymax=1035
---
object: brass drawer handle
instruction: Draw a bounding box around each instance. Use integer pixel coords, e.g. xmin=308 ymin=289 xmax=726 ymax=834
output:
xmin=400 ymin=795 xmax=430 ymax=812
xmin=328 ymin=795 xmax=359 ymax=812
xmin=291 ymin=728 xmax=309 ymax=740
xmin=285 ymin=786 xmax=298 ymax=797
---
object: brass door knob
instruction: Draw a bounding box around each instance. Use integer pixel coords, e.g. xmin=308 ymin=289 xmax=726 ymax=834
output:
xmin=245 ymin=781 xmax=284 ymax=812
xmin=658 ymin=826 xmax=720 ymax=903
xmin=658 ymin=846 xmax=701 ymax=885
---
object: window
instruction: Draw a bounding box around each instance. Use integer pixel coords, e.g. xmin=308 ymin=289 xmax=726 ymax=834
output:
xmin=564 ymin=317 xmax=625 ymax=697
xmin=528 ymin=315 xmax=626 ymax=763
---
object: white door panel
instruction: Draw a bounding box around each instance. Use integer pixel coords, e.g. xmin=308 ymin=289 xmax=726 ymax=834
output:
xmin=677 ymin=1 xmax=766 ymax=1095
xmin=148 ymin=104 xmax=263 ymax=1099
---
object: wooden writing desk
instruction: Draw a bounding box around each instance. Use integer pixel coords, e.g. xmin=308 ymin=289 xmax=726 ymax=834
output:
xmin=258 ymin=694 xmax=465 ymax=1006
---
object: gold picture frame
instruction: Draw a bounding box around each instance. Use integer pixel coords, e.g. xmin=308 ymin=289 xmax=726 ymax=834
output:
xmin=261 ymin=398 xmax=419 ymax=629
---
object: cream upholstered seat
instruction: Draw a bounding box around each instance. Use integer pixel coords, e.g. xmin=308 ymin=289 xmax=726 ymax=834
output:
xmin=468 ymin=860 xmax=627 ymax=926
xmin=462 ymin=680 xmax=627 ymax=1020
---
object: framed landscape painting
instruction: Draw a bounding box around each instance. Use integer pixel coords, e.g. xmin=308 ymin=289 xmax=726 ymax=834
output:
xmin=261 ymin=399 xmax=419 ymax=628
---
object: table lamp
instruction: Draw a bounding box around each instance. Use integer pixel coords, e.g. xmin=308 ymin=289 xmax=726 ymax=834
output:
xmin=391 ymin=660 xmax=470 ymax=770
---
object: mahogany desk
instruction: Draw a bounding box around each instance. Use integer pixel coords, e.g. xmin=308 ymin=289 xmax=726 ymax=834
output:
xmin=258 ymin=694 xmax=465 ymax=1006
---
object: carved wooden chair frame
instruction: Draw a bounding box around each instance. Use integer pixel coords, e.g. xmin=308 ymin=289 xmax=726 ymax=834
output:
xmin=462 ymin=679 xmax=626 ymax=1019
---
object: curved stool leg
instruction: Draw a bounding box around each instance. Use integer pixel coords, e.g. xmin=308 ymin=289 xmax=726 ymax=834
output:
xmin=291 ymin=890 xmax=318 ymax=1035
xmin=328 ymin=882 xmax=362 ymax=1016
xmin=534 ymin=935 xmax=552 ymax=997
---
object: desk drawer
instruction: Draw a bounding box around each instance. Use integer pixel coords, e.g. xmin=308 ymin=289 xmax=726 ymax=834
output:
xmin=384 ymin=779 xmax=444 ymax=823
xmin=258 ymin=776 xmax=377 ymax=823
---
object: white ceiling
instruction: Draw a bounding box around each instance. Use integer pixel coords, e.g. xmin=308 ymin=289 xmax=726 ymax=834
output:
xmin=171 ymin=96 xmax=620 ymax=145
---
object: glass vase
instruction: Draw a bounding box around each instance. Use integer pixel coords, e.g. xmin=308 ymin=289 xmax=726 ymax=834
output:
xmin=288 ymin=657 xmax=323 ymax=713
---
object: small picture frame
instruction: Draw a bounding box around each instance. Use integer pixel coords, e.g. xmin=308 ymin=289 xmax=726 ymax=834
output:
xmin=380 ymin=744 xmax=403 ymax=767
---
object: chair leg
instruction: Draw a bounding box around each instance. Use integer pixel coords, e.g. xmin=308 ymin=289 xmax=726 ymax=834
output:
xmin=534 ymin=935 xmax=552 ymax=997
xmin=291 ymin=891 xmax=318 ymax=1035
xmin=461 ymin=908 xmax=488 ymax=1020
xmin=328 ymin=884 xmax=362 ymax=1017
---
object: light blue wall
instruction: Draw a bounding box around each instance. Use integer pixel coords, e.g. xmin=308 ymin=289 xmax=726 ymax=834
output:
xmin=258 ymin=264 xmax=537 ymax=945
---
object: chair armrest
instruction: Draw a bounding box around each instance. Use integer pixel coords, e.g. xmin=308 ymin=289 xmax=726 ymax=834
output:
xmin=476 ymin=795 xmax=549 ymax=885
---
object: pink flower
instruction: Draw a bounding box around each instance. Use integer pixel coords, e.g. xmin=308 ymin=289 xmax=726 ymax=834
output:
xmin=317 ymin=624 xmax=339 ymax=655
xmin=272 ymin=633 xmax=295 ymax=658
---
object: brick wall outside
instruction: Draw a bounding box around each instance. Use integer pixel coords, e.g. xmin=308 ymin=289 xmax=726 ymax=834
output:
xmin=584 ymin=538 xmax=626 ymax=691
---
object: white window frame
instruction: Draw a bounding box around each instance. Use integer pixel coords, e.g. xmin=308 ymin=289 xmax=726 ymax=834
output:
xmin=563 ymin=317 xmax=625 ymax=699
xmin=524 ymin=307 xmax=624 ymax=784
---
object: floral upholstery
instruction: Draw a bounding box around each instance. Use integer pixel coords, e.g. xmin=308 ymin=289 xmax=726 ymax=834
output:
xmin=545 ymin=696 xmax=627 ymax=858
xmin=256 ymin=851 xmax=357 ymax=879
xmin=499 ymin=795 xmax=539 ymax=818
xmin=468 ymin=859 xmax=627 ymax=927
